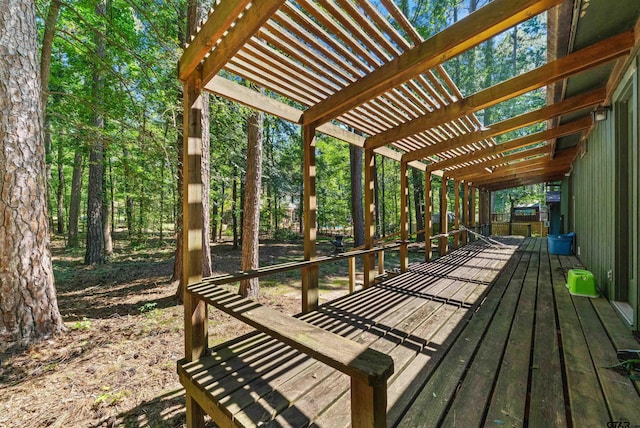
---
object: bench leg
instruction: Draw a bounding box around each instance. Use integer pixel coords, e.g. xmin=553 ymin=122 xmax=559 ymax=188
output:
xmin=351 ymin=378 xmax=387 ymax=428
xmin=186 ymin=393 xmax=206 ymax=428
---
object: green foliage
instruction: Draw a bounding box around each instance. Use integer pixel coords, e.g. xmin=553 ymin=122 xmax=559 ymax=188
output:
xmin=93 ymin=386 xmax=130 ymax=407
xmin=493 ymin=184 xmax=546 ymax=214
xmin=40 ymin=0 xmax=185 ymax=240
xmin=70 ymin=317 xmax=92 ymax=330
xmin=138 ymin=302 xmax=157 ymax=314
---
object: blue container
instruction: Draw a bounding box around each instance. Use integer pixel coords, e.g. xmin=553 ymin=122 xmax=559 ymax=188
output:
xmin=548 ymin=233 xmax=574 ymax=255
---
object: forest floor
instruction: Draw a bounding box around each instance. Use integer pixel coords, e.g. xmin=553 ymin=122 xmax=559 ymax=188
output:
xmin=0 ymin=233 xmax=394 ymax=427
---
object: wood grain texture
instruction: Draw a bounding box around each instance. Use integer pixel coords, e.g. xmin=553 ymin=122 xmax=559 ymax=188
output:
xmin=178 ymin=0 xmax=252 ymax=80
xmin=200 ymin=1 xmax=285 ymax=85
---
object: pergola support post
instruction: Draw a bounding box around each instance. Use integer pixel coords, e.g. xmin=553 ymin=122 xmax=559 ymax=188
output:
xmin=439 ymin=175 xmax=448 ymax=257
xmin=454 ymin=179 xmax=460 ymax=249
xmin=471 ymin=186 xmax=477 ymax=239
xmin=364 ymin=148 xmax=376 ymax=287
xmin=424 ymin=171 xmax=432 ymax=262
xmin=399 ymin=161 xmax=409 ymax=272
xmin=302 ymin=123 xmax=318 ymax=312
xmin=462 ymin=181 xmax=469 ymax=245
xmin=183 ymin=78 xmax=207 ymax=428
xmin=486 ymin=191 xmax=492 ymax=235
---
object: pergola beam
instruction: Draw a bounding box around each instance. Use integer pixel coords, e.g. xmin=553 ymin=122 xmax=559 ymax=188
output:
xmin=447 ymin=146 xmax=551 ymax=179
xmin=426 ymin=116 xmax=591 ymax=172
xmin=302 ymin=0 xmax=563 ymax=126
xmin=368 ymin=31 xmax=633 ymax=150
xmin=468 ymin=160 xmax=572 ymax=186
xmin=471 ymin=163 xmax=570 ymax=187
xmin=200 ymin=1 xmax=286 ymax=86
xmin=481 ymin=173 xmax=566 ymax=191
xmin=205 ymin=76 xmax=433 ymax=173
xmin=402 ymin=88 xmax=605 ymax=162
xmin=449 ymin=145 xmax=578 ymax=180
xmin=178 ymin=0 xmax=253 ymax=81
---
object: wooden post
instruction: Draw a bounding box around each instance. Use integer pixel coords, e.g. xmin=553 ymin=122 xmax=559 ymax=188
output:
xmin=470 ymin=186 xmax=477 ymax=239
xmin=399 ymin=161 xmax=409 ymax=272
xmin=480 ymin=190 xmax=485 ymax=235
xmin=183 ymin=78 xmax=207 ymax=428
xmin=486 ymin=190 xmax=492 ymax=235
xmin=302 ymin=123 xmax=318 ymax=312
xmin=479 ymin=190 xmax=484 ymax=235
xmin=349 ymin=257 xmax=356 ymax=293
xmin=453 ymin=179 xmax=460 ymax=249
xmin=439 ymin=175 xmax=448 ymax=257
xmin=351 ymin=378 xmax=388 ymax=428
xmin=424 ymin=171 xmax=432 ymax=262
xmin=363 ymin=148 xmax=376 ymax=287
xmin=462 ymin=181 xmax=469 ymax=245
xmin=378 ymin=251 xmax=385 ymax=275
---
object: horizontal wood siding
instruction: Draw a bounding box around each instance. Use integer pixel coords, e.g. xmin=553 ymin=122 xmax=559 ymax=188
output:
xmin=567 ymin=113 xmax=616 ymax=298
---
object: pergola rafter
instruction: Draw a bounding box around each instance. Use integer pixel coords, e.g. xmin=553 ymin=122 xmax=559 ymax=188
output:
xmin=368 ymin=31 xmax=634 ymax=150
xmin=426 ymin=116 xmax=592 ymax=172
xmin=177 ymin=0 xmax=635 ymax=187
xmin=458 ymin=147 xmax=578 ymax=183
xmin=402 ymin=88 xmax=605 ymax=162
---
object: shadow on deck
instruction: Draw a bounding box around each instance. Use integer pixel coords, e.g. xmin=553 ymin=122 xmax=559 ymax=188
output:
xmin=183 ymin=237 xmax=640 ymax=427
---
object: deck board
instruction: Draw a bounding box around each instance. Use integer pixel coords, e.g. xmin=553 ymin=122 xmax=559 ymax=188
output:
xmin=441 ymin=238 xmax=537 ymax=427
xmin=180 ymin=237 xmax=640 ymax=427
xmin=530 ymin=237 xmax=566 ymax=427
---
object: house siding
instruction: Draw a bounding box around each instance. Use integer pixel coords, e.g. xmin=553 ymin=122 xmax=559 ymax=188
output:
xmin=564 ymin=54 xmax=639 ymax=330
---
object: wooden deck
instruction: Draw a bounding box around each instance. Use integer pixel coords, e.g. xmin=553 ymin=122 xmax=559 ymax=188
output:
xmin=180 ymin=237 xmax=640 ymax=427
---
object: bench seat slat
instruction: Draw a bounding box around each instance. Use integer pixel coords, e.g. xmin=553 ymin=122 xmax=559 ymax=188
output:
xmin=188 ymin=285 xmax=394 ymax=386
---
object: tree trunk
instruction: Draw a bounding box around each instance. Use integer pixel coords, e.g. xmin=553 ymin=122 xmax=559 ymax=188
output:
xmin=84 ymin=0 xmax=107 ymax=265
xmin=171 ymin=0 xmax=187 ymax=294
xmin=0 ymin=0 xmax=64 ymax=346
xmin=240 ymin=108 xmax=264 ymax=298
xmin=40 ymin=0 xmax=61 ymax=231
xmin=159 ymin=156 xmax=165 ymax=242
xmin=483 ymin=37 xmax=494 ymax=125
xmin=56 ymin=136 xmax=65 ymax=234
xmin=349 ymin=144 xmax=364 ymax=247
xmin=218 ymin=181 xmax=225 ymax=241
xmin=232 ymin=166 xmax=239 ymax=250
xmin=67 ymin=149 xmax=83 ymax=247
xmin=201 ymin=93 xmax=212 ymax=277
xmin=44 ymin=118 xmax=54 ymax=229
xmin=211 ymin=200 xmax=218 ymax=243
xmin=412 ymin=168 xmax=425 ymax=242
xmin=103 ymin=154 xmax=113 ymax=257
xmin=512 ymin=25 xmax=518 ymax=74
xmin=122 ymin=146 xmax=134 ymax=237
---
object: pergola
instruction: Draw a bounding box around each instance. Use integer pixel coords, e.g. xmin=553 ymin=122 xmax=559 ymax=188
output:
xmin=177 ymin=0 xmax=638 ymax=425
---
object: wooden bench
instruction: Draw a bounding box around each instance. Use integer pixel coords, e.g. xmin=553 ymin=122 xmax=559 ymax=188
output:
xmin=177 ymin=284 xmax=394 ymax=427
